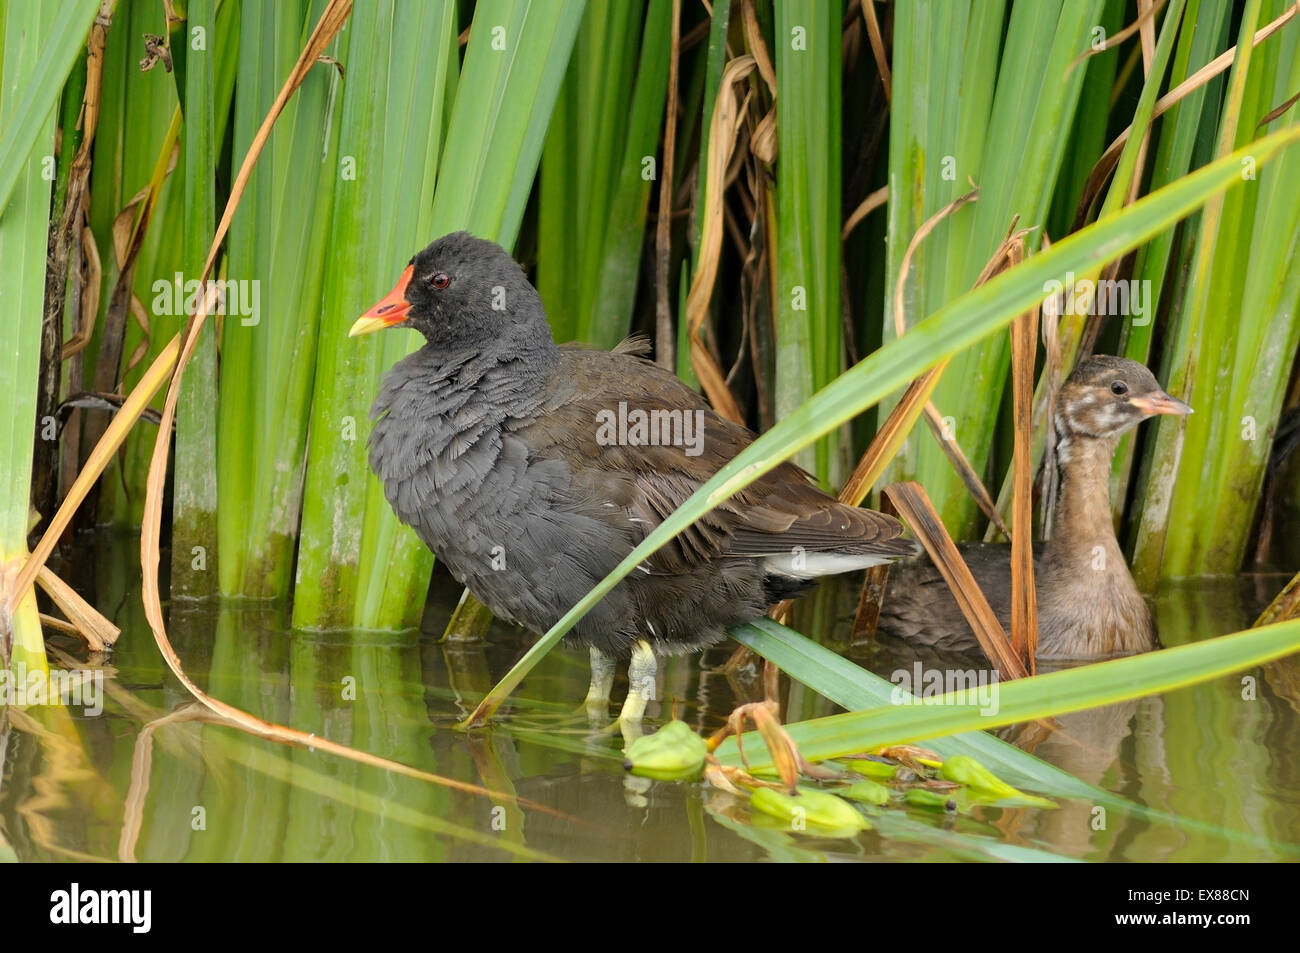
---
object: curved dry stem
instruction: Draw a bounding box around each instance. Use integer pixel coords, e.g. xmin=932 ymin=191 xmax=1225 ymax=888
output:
xmin=683 ymin=54 xmax=756 ymax=423
xmin=9 ymin=334 xmax=180 ymax=614
xmin=891 ymin=184 xmax=980 ymax=338
xmin=741 ymin=0 xmax=776 ymax=96
xmin=1066 ymin=0 xmax=1166 ymax=76
xmin=654 ymin=0 xmax=682 ymax=370
xmin=138 ymin=0 xmax=353 ymax=724
xmin=1257 ymin=87 xmax=1300 ymax=129
xmin=841 ymin=184 xmax=887 ymax=242
xmin=859 ymin=0 xmax=891 ymax=103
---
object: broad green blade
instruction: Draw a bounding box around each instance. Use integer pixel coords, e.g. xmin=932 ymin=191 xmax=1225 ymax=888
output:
xmin=725 ymin=615 xmax=1300 ymax=856
xmin=0 ymin=0 xmax=98 ymax=215
xmin=718 ymin=619 xmax=1300 ymax=766
xmin=171 ymin=0 xmax=224 ymax=597
xmin=1111 ymin=0 xmax=1231 ymax=521
xmin=991 ymin=0 xmax=1195 ymax=537
xmin=881 ymin=0 xmax=1102 ymax=537
xmin=292 ymin=0 xmax=457 ymax=629
xmin=539 ymin=0 xmax=671 ymax=349
xmin=775 ymin=0 xmax=842 ymax=484
xmin=350 ymin=0 xmax=587 ymax=628
xmin=0 ymin=0 xmax=67 ymax=677
xmin=1132 ymin=0 xmax=1300 ymax=581
xmin=82 ymin=0 xmax=185 ymax=526
xmin=728 ymin=618 xmax=1086 ymax=792
xmin=217 ymin=0 xmax=344 ymax=597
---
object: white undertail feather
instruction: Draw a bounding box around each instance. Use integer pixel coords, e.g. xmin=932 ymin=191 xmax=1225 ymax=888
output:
xmin=762 ymin=552 xmax=894 ymax=579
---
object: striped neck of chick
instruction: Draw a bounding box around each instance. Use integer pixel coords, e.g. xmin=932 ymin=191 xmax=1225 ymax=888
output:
xmin=1037 ymin=356 xmax=1191 ymax=657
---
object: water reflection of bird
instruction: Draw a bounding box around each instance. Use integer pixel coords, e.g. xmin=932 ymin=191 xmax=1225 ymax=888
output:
xmin=879 ymin=356 xmax=1191 ymax=659
xmin=352 ymin=232 xmax=917 ymax=728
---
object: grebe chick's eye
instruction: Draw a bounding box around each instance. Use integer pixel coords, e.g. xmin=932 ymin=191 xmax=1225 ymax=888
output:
xmin=1110 ymin=380 xmax=1129 ymax=396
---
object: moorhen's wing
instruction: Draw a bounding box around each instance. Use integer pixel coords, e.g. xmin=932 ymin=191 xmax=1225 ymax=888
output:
xmin=513 ymin=346 xmax=914 ymax=575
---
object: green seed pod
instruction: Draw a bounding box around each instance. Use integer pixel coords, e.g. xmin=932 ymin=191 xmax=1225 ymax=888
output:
xmin=750 ymin=787 xmax=871 ymax=833
xmin=938 ymin=756 xmax=1056 ymax=808
xmin=840 ymin=779 xmax=892 ymax=805
xmin=903 ymin=788 xmax=959 ymax=812
xmin=849 ymin=759 xmax=899 ymax=780
xmin=623 ymin=720 xmax=707 ymax=780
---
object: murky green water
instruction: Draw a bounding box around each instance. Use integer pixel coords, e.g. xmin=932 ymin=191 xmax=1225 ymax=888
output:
xmin=2 ymin=531 xmax=1297 ymax=861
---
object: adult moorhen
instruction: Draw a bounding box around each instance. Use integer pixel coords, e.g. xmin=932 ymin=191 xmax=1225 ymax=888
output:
xmin=350 ymin=232 xmax=918 ymax=725
xmin=878 ymin=355 xmax=1191 ymax=659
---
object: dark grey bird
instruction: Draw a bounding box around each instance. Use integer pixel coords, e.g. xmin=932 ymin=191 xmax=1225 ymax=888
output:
xmin=350 ymin=231 xmax=918 ymax=726
xmin=878 ymin=355 xmax=1191 ymax=658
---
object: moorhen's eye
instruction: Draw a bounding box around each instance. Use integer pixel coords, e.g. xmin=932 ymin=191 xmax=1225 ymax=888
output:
xmin=1111 ymin=380 xmax=1128 ymax=396
xmin=429 ymin=273 xmax=450 ymax=290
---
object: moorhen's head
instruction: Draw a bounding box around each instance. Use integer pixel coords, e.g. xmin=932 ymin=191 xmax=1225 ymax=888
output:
xmin=1056 ymin=355 xmax=1192 ymax=441
xmin=349 ymin=231 xmax=553 ymax=352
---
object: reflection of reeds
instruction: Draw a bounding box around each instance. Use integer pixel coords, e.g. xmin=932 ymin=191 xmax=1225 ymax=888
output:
xmin=10 ymin=633 xmax=574 ymax=861
xmin=7 ymin=704 xmax=116 ymax=862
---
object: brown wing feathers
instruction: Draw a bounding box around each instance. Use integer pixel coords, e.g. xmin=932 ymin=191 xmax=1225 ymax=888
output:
xmin=525 ymin=347 xmax=914 ymax=571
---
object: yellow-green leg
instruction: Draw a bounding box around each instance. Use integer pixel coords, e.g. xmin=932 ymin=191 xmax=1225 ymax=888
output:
xmin=617 ymin=639 xmax=657 ymax=725
xmin=583 ymin=645 xmax=617 ymax=719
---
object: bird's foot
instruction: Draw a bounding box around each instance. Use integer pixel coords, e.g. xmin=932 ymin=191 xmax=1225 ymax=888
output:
xmin=600 ymin=639 xmax=657 ymax=743
xmin=579 ymin=645 xmax=617 ymax=721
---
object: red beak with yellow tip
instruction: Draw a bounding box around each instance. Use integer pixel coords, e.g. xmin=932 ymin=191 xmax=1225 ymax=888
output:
xmin=349 ymin=265 xmax=414 ymax=337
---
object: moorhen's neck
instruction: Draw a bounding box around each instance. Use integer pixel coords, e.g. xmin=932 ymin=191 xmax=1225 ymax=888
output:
xmin=1047 ymin=426 xmax=1121 ymax=569
xmin=412 ymin=331 xmax=562 ymax=388
xmin=1036 ymin=417 xmax=1154 ymax=656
